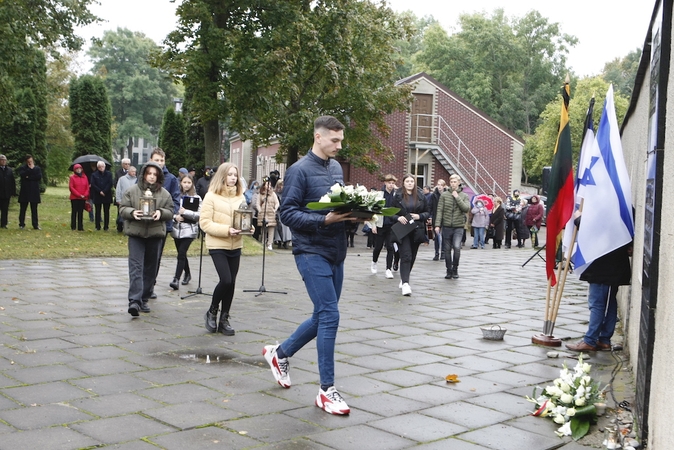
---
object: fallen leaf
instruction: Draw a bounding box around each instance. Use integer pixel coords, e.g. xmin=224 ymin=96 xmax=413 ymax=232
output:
xmin=445 ymin=374 xmax=460 ymax=383
xmin=39 ymin=311 xmax=45 ymax=315
xmin=238 ymin=431 xmax=248 ymax=435
xmin=0 ymin=306 xmax=4 ymax=310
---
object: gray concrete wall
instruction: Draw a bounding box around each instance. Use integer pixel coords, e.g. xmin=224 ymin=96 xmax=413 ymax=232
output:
xmin=620 ymin=45 xmax=674 ymax=447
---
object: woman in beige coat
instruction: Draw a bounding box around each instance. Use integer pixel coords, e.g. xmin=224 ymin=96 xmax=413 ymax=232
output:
xmin=199 ymin=162 xmax=250 ymax=335
xmin=255 ymin=181 xmax=279 ymax=250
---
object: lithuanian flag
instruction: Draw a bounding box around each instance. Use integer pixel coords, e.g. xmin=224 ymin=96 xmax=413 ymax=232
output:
xmin=545 ymin=77 xmax=575 ymax=285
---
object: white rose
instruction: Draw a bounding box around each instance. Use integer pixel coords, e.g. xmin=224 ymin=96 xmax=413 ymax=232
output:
xmin=553 ymin=414 xmax=566 ymax=424
xmin=561 ymin=393 xmax=574 ymax=404
xmin=556 ymin=421 xmax=572 ymax=437
xmin=575 ymin=397 xmax=586 ymax=407
xmin=560 ymin=382 xmax=571 ymax=393
xmin=319 ymin=194 xmax=331 ymax=203
xmin=582 ymin=363 xmax=591 ymax=373
xmin=566 ymin=407 xmax=576 ymax=417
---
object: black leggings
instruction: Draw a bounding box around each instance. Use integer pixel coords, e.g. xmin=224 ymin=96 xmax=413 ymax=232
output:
xmin=173 ymin=238 xmax=194 ymax=278
xmin=208 ymin=249 xmax=241 ymax=315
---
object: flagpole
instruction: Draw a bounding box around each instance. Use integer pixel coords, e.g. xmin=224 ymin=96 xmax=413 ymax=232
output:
xmin=547 ymin=200 xmax=584 ymax=336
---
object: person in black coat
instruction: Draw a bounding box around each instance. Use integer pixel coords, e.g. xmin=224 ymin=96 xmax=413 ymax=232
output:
xmin=489 ymin=197 xmax=505 ymax=248
xmin=17 ymin=154 xmax=42 ymax=230
xmin=392 ymin=174 xmax=430 ymax=296
xmin=0 ymin=154 xmax=16 ymax=228
xmin=90 ymin=161 xmax=114 ymax=231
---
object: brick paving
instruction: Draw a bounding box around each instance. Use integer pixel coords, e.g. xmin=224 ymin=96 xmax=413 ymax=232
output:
xmin=0 ymin=232 xmax=633 ymax=449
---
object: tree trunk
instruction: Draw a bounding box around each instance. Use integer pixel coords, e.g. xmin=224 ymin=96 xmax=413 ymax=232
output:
xmin=126 ymin=136 xmax=133 ymax=160
xmin=204 ymin=119 xmax=220 ymax=167
xmin=286 ymin=144 xmax=299 ymax=168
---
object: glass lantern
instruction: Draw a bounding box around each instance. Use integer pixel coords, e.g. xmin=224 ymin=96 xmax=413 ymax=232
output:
xmin=139 ymin=188 xmax=156 ymax=220
xmin=233 ymin=202 xmax=253 ymax=234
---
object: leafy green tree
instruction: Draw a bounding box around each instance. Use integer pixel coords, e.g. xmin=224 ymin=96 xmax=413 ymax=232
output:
xmin=415 ymin=9 xmax=577 ymax=136
xmin=88 ymin=28 xmax=178 ymax=159
xmin=522 ymin=76 xmax=630 ymax=184
xmin=0 ymin=48 xmax=49 ymax=184
xmin=45 ymin=53 xmax=76 ymax=184
xmin=0 ymin=0 xmax=97 ymax=124
xmin=158 ymin=107 xmax=188 ymax=171
xmin=161 ymin=0 xmax=414 ymax=171
xmin=394 ymin=12 xmax=438 ymax=79
xmin=602 ymin=49 xmax=641 ymax=100
xmin=69 ymin=75 xmax=112 ymax=162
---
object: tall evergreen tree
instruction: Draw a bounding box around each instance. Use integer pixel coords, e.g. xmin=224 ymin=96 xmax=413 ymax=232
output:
xmin=158 ymin=106 xmax=187 ymax=172
xmin=182 ymin=86 xmax=206 ymax=172
xmin=0 ymin=48 xmax=49 ymax=181
xmin=69 ymin=75 xmax=112 ymax=162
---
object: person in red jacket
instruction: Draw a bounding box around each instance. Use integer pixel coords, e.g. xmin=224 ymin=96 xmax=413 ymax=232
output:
xmin=69 ymin=164 xmax=90 ymax=231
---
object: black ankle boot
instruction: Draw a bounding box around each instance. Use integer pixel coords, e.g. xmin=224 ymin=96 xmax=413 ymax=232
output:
xmin=204 ymin=310 xmax=217 ymax=333
xmin=219 ymin=314 xmax=235 ymax=336
xmin=170 ymin=278 xmax=179 ymax=290
xmin=181 ymin=273 xmax=191 ymax=285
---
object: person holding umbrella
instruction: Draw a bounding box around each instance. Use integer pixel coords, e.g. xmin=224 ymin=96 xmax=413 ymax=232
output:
xmin=90 ymin=161 xmax=114 ymax=231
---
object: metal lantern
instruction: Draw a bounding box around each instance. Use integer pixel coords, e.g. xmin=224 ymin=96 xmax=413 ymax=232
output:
xmin=233 ymin=202 xmax=253 ymax=234
xmin=139 ymin=188 xmax=156 ymax=220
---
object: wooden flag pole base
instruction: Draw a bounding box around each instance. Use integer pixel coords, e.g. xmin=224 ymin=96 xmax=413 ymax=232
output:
xmin=532 ymin=334 xmax=562 ymax=347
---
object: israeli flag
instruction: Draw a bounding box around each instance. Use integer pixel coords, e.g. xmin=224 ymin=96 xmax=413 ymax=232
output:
xmin=572 ymin=85 xmax=634 ymax=275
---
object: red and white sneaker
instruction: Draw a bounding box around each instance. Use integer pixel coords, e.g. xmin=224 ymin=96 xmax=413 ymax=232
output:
xmin=262 ymin=344 xmax=291 ymax=388
xmin=315 ymin=386 xmax=350 ymax=415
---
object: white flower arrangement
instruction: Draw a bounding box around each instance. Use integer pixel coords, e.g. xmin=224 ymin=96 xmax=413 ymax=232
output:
xmin=526 ymin=354 xmax=604 ymax=440
xmin=307 ymin=183 xmax=399 ymax=218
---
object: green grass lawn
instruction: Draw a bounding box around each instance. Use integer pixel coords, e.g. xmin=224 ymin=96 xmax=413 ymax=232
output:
xmin=0 ymin=185 xmax=264 ymax=260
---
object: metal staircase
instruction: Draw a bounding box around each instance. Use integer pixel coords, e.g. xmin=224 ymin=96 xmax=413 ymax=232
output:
xmin=411 ymin=114 xmax=507 ymax=199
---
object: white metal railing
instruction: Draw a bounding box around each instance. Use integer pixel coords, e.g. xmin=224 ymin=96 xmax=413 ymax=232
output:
xmin=410 ymin=114 xmax=507 ymax=198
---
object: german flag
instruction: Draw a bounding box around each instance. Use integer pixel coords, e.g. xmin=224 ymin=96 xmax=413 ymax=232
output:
xmin=545 ymin=77 xmax=575 ymax=285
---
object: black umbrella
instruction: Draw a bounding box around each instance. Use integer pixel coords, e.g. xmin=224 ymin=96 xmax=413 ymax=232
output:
xmin=69 ymin=155 xmax=112 ymax=176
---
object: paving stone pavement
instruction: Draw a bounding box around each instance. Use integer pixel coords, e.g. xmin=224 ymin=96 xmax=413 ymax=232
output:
xmin=0 ymin=233 xmax=634 ymax=449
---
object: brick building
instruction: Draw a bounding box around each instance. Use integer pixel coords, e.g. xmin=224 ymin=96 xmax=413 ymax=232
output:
xmin=231 ymin=72 xmax=523 ymax=197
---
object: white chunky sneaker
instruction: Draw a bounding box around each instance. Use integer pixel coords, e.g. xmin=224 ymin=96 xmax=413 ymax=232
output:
xmin=315 ymin=386 xmax=350 ymax=415
xmin=370 ymin=262 xmax=377 ymax=274
xmin=402 ymin=283 xmax=412 ymax=296
xmin=262 ymin=344 xmax=291 ymax=388
xmin=385 ymin=269 xmax=394 ymax=279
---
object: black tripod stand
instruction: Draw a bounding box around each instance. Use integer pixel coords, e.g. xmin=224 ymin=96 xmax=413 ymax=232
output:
xmin=522 ymin=244 xmax=546 ymax=268
xmin=181 ymin=230 xmax=211 ymax=299
xmin=244 ymin=179 xmax=287 ymax=297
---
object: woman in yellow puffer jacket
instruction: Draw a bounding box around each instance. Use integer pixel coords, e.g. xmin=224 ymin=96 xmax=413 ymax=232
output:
xmin=199 ymin=162 xmax=251 ymax=335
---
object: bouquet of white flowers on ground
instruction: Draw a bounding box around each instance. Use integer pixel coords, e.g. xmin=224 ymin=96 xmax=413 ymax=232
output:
xmin=526 ymin=354 xmax=604 ymax=440
xmin=306 ymin=183 xmax=399 ymax=219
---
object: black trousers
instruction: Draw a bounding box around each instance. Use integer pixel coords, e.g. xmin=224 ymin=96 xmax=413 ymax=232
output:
xmin=19 ymin=201 xmax=39 ymax=228
xmin=95 ymin=202 xmax=111 ymax=230
xmin=0 ymin=197 xmax=9 ymax=227
xmin=71 ymin=199 xmax=85 ymax=230
xmin=372 ymin=227 xmax=397 ymax=269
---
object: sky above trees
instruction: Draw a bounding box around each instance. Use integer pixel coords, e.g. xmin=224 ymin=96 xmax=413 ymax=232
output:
xmin=75 ymin=0 xmax=654 ymax=77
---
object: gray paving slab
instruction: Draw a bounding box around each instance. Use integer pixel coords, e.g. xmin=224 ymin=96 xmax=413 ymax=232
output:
xmin=0 ymin=234 xmax=636 ymax=448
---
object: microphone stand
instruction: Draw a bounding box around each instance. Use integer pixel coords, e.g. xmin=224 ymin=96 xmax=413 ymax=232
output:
xmin=181 ymin=228 xmax=211 ymax=299
xmin=244 ymin=182 xmax=287 ymax=297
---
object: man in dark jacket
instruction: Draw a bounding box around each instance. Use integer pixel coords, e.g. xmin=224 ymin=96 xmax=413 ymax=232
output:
xmin=0 ymin=155 xmax=16 ymax=228
xmin=262 ymin=116 xmax=354 ymax=416
xmin=566 ymin=242 xmax=632 ymax=352
xmin=17 ymin=154 xmax=42 ymax=230
xmin=370 ymin=174 xmax=399 ymax=278
xmin=196 ymin=167 xmax=212 ymax=199
xmin=90 ymin=161 xmax=114 ymax=231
